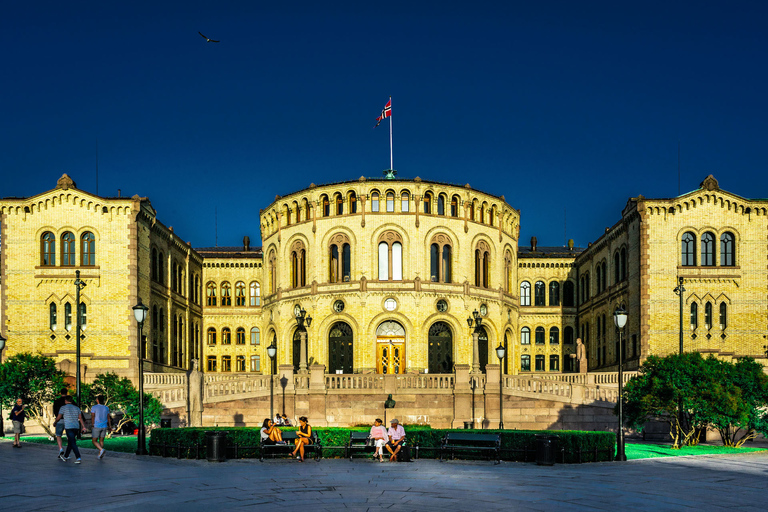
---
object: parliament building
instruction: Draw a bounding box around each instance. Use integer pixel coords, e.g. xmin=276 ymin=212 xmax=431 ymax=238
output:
xmin=1 ymin=173 xmax=766 ymax=387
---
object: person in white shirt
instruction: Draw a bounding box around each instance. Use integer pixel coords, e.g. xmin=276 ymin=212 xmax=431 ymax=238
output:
xmin=90 ymin=395 xmax=113 ymax=459
xmin=369 ymin=418 xmax=388 ymax=462
xmin=385 ymin=418 xmax=406 ymax=462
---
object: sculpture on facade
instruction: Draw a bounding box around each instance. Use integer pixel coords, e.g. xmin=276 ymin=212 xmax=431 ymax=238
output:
xmin=570 ymin=338 xmax=588 ymax=374
xmin=187 ymin=359 xmax=204 ymax=427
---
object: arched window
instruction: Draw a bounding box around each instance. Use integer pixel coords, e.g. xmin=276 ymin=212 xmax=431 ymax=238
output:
xmin=469 ymin=202 xmax=475 ymax=221
xmin=49 ymin=303 xmax=57 ymax=330
xmin=65 ymin=302 xmax=73 ymax=331
xmin=293 ymin=329 xmax=302 ymax=372
xmin=701 ymin=232 xmax=715 ymax=266
xmin=328 ymin=321 xmax=354 ymax=374
xmin=620 ymin=248 xmax=627 ymax=280
xmin=290 ymin=241 xmax=307 ymax=288
xmin=378 ymin=232 xmax=403 ymax=281
xmin=423 ymin=192 xmax=432 ymax=214
xmin=350 ymin=192 xmax=357 ymax=213
xmin=81 ymin=232 xmax=95 ymax=266
xmin=489 ymin=206 xmax=495 ymax=227
xmin=235 ymin=282 xmax=246 ymax=306
xmin=520 ymin=281 xmax=531 ymax=306
xmin=158 ymin=251 xmax=165 ymax=285
xmin=61 ymin=232 xmax=75 ymax=266
xmin=595 ymin=268 xmax=601 ymax=293
xmin=269 ymin=250 xmax=277 ymax=294
xmin=504 ymin=251 xmax=513 ymax=293
xmin=151 ymin=247 xmax=158 ymax=281
xmin=42 ymin=232 xmax=56 ymax=266
xmin=250 ymin=327 xmax=260 ymax=345
xmin=222 ymin=327 xmax=231 ymax=345
xmin=563 ymin=281 xmax=575 ymax=307
xmin=221 ymin=282 xmax=232 ymax=306
xmin=682 ymin=232 xmax=696 ymax=266
xmin=451 ymin=195 xmax=459 ymax=217
xmin=704 ymin=302 xmax=713 ymax=330
xmin=401 ymin=192 xmax=409 ymax=212
xmin=371 ymin=191 xmax=380 ymax=212
xmin=329 ymin=234 xmax=352 ymax=283
xmin=236 ymin=327 xmax=245 ymax=345
xmin=206 ymin=282 xmax=217 ymax=306
xmin=386 ymin=191 xmax=395 ymax=212
xmin=480 ymin=204 xmax=486 ymax=224
xmin=690 ymin=302 xmax=698 ymax=330
xmin=614 ymin=251 xmax=620 ymax=283
xmin=437 ymin=195 xmax=445 ymax=215
xmin=535 ymin=327 xmax=545 ymax=344
xmin=207 ymin=327 xmax=217 ymax=345
xmin=549 ymin=281 xmax=560 ymax=306
xmin=250 ymin=355 xmax=260 ymax=372
xmin=719 ymin=302 xmax=727 ymax=330
xmin=520 ymin=327 xmax=531 ymax=345
xmin=250 ymin=282 xmax=260 ymax=306
xmin=521 ymin=354 xmax=531 ymax=372
xmin=322 ymin=195 xmax=330 ymax=216
xmin=428 ymin=321 xmax=453 ymax=374
xmin=550 ymin=327 xmax=559 ymax=344
xmin=284 ymin=205 xmax=291 ymax=226
xmin=429 ymin=234 xmax=452 ymax=283
xmin=474 ymin=241 xmax=490 ymax=288
xmin=720 ymin=232 xmax=734 ymax=266
xmin=534 ymin=281 xmax=545 ymax=306
xmin=79 ymin=302 xmax=87 ymax=330
xmin=564 ymin=326 xmax=574 ymax=344
xmin=335 ymin=194 xmax=344 ymax=215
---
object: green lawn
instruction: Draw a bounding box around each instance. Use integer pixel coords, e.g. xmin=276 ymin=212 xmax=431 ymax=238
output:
xmin=626 ymin=442 xmax=766 ymax=460
xmin=18 ymin=436 xmax=145 ymax=454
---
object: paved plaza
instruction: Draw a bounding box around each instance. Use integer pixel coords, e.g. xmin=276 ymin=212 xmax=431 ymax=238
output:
xmin=1 ymin=439 xmax=766 ymax=511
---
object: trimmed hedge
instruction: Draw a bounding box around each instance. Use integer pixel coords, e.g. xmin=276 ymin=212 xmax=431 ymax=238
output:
xmin=150 ymin=426 xmax=615 ymax=463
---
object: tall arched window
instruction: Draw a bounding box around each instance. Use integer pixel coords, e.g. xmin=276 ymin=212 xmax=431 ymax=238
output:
xmin=158 ymin=251 xmax=165 ymax=285
xmin=386 ymin=191 xmax=395 ymax=212
xmin=329 ymin=233 xmax=352 ymax=283
xmin=349 ymin=192 xmax=357 ymax=213
xmin=151 ymin=247 xmax=158 ymax=281
xmin=480 ymin=204 xmax=486 ymax=224
xmin=429 ymin=234 xmax=452 ymax=283
xmin=221 ymin=282 xmax=232 ymax=306
xmin=520 ymin=327 xmax=531 ymax=345
xmin=222 ymin=327 xmax=231 ymax=345
xmin=42 ymin=232 xmax=56 ymax=266
xmin=620 ymin=248 xmax=627 ymax=280
xmin=595 ymin=268 xmax=602 ymax=293
xmin=206 ymin=282 xmax=217 ymax=306
xmin=335 ymin=194 xmax=344 ymax=215
xmin=269 ymin=250 xmax=277 ymax=294
xmin=690 ymin=302 xmax=698 ymax=330
xmin=61 ymin=232 xmax=75 ymax=266
xmin=520 ymin=281 xmax=531 ymax=306
xmin=614 ymin=251 xmax=620 ymax=283
xmin=549 ymin=281 xmax=560 ymax=306
xmin=701 ymin=232 xmax=715 ymax=266
xmin=250 ymin=327 xmax=260 ymax=345
xmin=236 ymin=327 xmax=245 ymax=345
xmin=504 ymin=251 xmax=513 ymax=293
xmin=79 ymin=302 xmax=87 ymax=330
xmin=550 ymin=327 xmax=559 ymax=344
xmin=378 ymin=232 xmax=403 ymax=281
xmin=469 ymin=202 xmax=475 ymax=221
xmin=423 ymin=192 xmax=432 ymax=214
xmin=719 ymin=302 xmax=728 ymax=330
xmin=81 ymin=232 xmax=95 ymax=266
xmin=328 ymin=322 xmax=354 ymax=374
xmin=290 ymin=241 xmax=307 ymax=288
xmin=474 ymin=241 xmax=490 ymax=288
xmin=534 ymin=281 xmax=546 ymax=306
xmin=250 ymin=282 xmax=260 ymax=306
xmin=428 ymin=321 xmax=453 ymax=374
xmin=284 ymin=205 xmax=291 ymax=226
xmin=64 ymin=302 xmax=72 ymax=331
xmin=720 ymin=232 xmax=734 ymax=266
xmin=235 ymin=282 xmax=246 ymax=306
xmin=704 ymin=302 xmax=713 ymax=330
xmin=437 ymin=195 xmax=445 ymax=215
xmin=682 ymin=232 xmax=696 ymax=266
xmin=371 ymin=191 xmax=380 ymax=212
xmin=535 ymin=327 xmax=545 ymax=344
xmin=401 ymin=192 xmax=409 ymax=212
xmin=49 ymin=303 xmax=57 ymax=330
xmin=451 ymin=195 xmax=459 ymax=217
xmin=563 ymin=281 xmax=575 ymax=307
xmin=322 ymin=195 xmax=330 ymax=216
xmin=207 ymin=327 xmax=217 ymax=345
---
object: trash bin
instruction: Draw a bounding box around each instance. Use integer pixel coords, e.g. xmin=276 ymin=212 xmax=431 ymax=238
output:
xmin=160 ymin=419 xmax=171 ymax=429
xmin=464 ymin=421 xmax=473 ymax=429
xmin=206 ymin=431 xmax=228 ymax=462
xmin=535 ymin=434 xmax=559 ymax=466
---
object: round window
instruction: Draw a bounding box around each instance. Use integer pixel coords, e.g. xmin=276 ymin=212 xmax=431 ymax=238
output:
xmin=333 ymin=300 xmax=345 ymax=313
xmin=479 ymin=304 xmax=488 ymax=316
xmin=436 ymin=299 xmax=448 ymax=312
xmin=384 ymin=298 xmax=397 ymax=311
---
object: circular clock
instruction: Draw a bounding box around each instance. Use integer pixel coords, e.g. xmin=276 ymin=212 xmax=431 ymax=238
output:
xmin=436 ymin=299 xmax=448 ymax=312
xmin=333 ymin=300 xmax=345 ymax=313
xmin=480 ymin=304 xmax=488 ymax=316
xmin=384 ymin=298 xmax=397 ymax=311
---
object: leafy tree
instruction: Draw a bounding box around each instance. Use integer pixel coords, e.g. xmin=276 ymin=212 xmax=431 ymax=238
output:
xmin=83 ymin=372 xmax=162 ymax=436
xmin=0 ymin=353 xmax=66 ymax=438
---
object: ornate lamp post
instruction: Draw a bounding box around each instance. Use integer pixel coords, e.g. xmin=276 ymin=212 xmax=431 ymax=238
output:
xmin=294 ymin=307 xmax=312 ymax=373
xmin=673 ymin=277 xmax=685 ymax=354
xmin=132 ymin=300 xmax=149 ymax=455
xmin=613 ymin=306 xmax=627 ymax=462
xmin=267 ymin=342 xmax=277 ymax=419
xmin=495 ymin=343 xmax=505 ymax=429
xmin=74 ymin=270 xmax=87 ymax=406
xmin=467 ymin=310 xmax=483 ymax=374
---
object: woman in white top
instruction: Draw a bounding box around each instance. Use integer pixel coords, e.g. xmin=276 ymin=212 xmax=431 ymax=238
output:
xmin=369 ymin=418 xmax=388 ymax=462
xmin=260 ymin=418 xmax=284 ymax=445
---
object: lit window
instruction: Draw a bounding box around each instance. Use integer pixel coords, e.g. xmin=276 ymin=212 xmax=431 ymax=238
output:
xmin=206 ymin=282 xmax=217 ymax=306
xmin=236 ymin=355 xmax=246 ymax=372
xmin=235 ymin=282 xmax=246 ymax=306
xmin=207 ymin=328 xmax=217 ymax=345
xmin=221 ymin=282 xmax=232 ymax=306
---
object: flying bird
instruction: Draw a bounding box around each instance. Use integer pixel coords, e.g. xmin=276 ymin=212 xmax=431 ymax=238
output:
xmin=198 ymin=31 xmax=220 ymax=43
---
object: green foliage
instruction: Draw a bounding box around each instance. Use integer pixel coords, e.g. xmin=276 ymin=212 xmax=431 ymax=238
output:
xmin=149 ymin=426 xmax=614 ymax=462
xmin=83 ymin=372 xmax=163 ymax=433
xmin=0 ymin=353 xmax=66 ymax=437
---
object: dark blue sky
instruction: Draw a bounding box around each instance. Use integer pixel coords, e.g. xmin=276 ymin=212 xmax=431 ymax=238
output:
xmin=3 ymin=1 xmax=767 ymax=249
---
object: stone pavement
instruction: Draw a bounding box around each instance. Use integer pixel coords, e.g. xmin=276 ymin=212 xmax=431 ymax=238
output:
xmin=1 ymin=438 xmax=766 ymax=511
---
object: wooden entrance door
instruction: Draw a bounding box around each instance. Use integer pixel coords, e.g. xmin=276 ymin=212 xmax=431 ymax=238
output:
xmin=376 ymin=338 xmax=405 ymax=374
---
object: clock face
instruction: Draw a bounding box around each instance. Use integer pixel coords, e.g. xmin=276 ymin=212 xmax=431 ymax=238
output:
xmin=333 ymin=300 xmax=345 ymax=313
xmin=480 ymin=304 xmax=488 ymax=316
xmin=436 ymin=299 xmax=448 ymax=312
xmin=294 ymin=305 xmax=302 ymax=317
xmin=384 ymin=298 xmax=397 ymax=311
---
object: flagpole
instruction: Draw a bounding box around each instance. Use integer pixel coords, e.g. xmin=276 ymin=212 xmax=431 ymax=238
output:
xmin=389 ymin=96 xmax=393 ymax=170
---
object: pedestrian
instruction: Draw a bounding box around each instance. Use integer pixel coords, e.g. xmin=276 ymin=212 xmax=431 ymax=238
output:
xmin=90 ymin=395 xmax=112 ymax=459
xmin=54 ymin=395 xmax=87 ymax=464
xmin=10 ymin=398 xmax=25 ymax=448
xmin=52 ymin=387 xmax=68 ymax=456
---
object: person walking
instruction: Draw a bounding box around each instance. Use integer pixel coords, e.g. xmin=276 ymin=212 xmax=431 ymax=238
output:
xmin=90 ymin=395 xmax=112 ymax=459
xmin=10 ymin=398 xmax=25 ymax=448
xmin=54 ymin=396 xmax=87 ymax=464
xmin=52 ymin=388 xmax=68 ymax=457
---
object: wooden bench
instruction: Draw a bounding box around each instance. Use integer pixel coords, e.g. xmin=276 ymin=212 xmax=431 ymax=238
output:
xmin=260 ymin=430 xmax=321 ymax=461
xmin=439 ymin=433 xmax=501 ymax=464
xmin=347 ymin=431 xmax=374 ymax=461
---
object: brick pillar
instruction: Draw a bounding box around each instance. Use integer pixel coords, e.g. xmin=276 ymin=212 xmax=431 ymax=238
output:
xmin=308 ymin=364 xmax=327 ymax=426
xmin=485 ymin=364 xmax=500 ymax=428
xmin=453 ymin=364 xmax=471 ymax=428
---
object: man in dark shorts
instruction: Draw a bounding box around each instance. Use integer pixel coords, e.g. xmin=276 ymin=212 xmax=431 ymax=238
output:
xmin=55 ymin=396 xmax=87 ymax=464
xmin=52 ymin=388 xmax=68 ymax=457
xmin=10 ymin=398 xmax=25 ymax=448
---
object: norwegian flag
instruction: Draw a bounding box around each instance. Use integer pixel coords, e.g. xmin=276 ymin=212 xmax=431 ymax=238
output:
xmin=374 ymin=99 xmax=391 ymax=128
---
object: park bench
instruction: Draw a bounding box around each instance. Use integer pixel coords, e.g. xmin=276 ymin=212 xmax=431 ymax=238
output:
xmin=346 ymin=431 xmax=374 ymax=460
xmin=260 ymin=430 xmax=321 ymax=461
xmin=439 ymin=432 xmax=501 ymax=464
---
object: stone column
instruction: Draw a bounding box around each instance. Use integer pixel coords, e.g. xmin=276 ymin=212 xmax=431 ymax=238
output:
xmin=484 ymin=364 xmax=500 ymax=428
xmin=308 ymin=364 xmax=327 ymax=426
xmin=471 ymin=331 xmax=481 ymax=374
xmin=299 ymin=330 xmax=308 ymax=373
xmin=453 ymin=364 xmax=472 ymax=428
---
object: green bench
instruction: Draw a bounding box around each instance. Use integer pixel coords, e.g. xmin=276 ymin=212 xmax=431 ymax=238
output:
xmin=439 ymin=433 xmax=501 ymax=464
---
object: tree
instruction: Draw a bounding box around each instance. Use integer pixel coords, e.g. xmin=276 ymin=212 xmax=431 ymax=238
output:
xmin=83 ymin=372 xmax=162 ymax=436
xmin=0 ymin=353 xmax=66 ymax=438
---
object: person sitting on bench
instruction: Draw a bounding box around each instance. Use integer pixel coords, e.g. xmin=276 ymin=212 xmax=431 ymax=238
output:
xmin=386 ymin=418 xmax=406 ymax=462
xmin=369 ymin=418 xmax=388 ymax=462
xmin=292 ymin=416 xmax=312 ymax=462
xmin=261 ymin=418 xmax=285 ymax=445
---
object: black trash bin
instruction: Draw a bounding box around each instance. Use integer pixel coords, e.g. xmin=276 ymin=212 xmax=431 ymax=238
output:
xmin=160 ymin=419 xmax=171 ymax=429
xmin=464 ymin=421 xmax=473 ymax=429
xmin=535 ymin=434 xmax=559 ymax=466
xmin=206 ymin=431 xmax=228 ymax=462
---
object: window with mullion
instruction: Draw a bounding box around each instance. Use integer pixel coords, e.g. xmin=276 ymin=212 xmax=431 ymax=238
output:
xmin=61 ymin=232 xmax=75 ymax=266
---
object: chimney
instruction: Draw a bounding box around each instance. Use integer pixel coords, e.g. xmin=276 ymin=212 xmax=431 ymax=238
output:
xmin=530 ymin=236 xmax=538 ymax=252
xmin=567 ymin=239 xmax=574 ymax=251
xmin=117 ymin=189 xmax=121 ymax=197
xmin=243 ymin=236 xmax=251 ymax=252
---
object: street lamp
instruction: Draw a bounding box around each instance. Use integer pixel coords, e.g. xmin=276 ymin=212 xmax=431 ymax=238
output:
xmin=294 ymin=307 xmax=313 ymax=373
xmin=132 ymin=299 xmax=149 ymax=456
xmin=495 ymin=343 xmax=505 ymax=430
xmin=267 ymin=341 xmax=277 ymax=419
xmin=673 ymin=277 xmax=685 ymax=354
xmin=613 ymin=306 xmax=627 ymax=462
xmin=74 ymin=270 xmax=87 ymax=406
xmin=467 ymin=310 xmax=483 ymax=374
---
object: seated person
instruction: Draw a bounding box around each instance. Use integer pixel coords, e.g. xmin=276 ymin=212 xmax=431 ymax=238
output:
xmin=281 ymin=414 xmax=292 ymax=426
xmin=260 ymin=418 xmax=285 ymax=445
xmin=291 ymin=416 xmax=312 ymax=462
xmin=369 ymin=418 xmax=388 ymax=462
xmin=385 ymin=418 xmax=406 ymax=462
